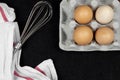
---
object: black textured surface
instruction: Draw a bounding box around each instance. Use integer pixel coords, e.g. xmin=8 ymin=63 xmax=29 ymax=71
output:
xmin=1 ymin=0 xmax=120 ymax=80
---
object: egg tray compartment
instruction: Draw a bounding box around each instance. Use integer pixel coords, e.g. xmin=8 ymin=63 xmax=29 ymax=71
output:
xmin=59 ymin=0 xmax=120 ymax=51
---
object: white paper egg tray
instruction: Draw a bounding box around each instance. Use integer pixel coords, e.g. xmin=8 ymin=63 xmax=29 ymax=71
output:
xmin=59 ymin=0 xmax=120 ymax=51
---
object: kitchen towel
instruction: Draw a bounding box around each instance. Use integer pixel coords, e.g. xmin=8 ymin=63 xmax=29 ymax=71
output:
xmin=0 ymin=3 xmax=58 ymax=80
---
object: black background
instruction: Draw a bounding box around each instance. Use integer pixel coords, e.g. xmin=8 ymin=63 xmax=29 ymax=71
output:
xmin=1 ymin=0 xmax=120 ymax=80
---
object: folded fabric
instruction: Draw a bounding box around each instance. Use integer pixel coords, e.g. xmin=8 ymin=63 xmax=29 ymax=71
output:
xmin=0 ymin=3 xmax=58 ymax=80
xmin=14 ymin=50 xmax=58 ymax=80
xmin=0 ymin=22 xmax=19 ymax=80
xmin=0 ymin=3 xmax=15 ymax=22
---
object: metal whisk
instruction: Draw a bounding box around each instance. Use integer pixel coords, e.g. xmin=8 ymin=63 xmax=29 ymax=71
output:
xmin=14 ymin=1 xmax=53 ymax=53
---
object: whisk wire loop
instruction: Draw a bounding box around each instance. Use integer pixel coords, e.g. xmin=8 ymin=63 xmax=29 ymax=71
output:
xmin=14 ymin=1 xmax=53 ymax=52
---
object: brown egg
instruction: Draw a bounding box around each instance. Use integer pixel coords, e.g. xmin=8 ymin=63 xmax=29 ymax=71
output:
xmin=95 ymin=27 xmax=114 ymax=45
xmin=73 ymin=25 xmax=93 ymax=45
xmin=74 ymin=5 xmax=93 ymax=24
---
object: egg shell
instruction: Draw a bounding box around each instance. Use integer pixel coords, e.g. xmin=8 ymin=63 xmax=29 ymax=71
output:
xmin=95 ymin=27 xmax=114 ymax=45
xmin=74 ymin=5 xmax=93 ymax=24
xmin=73 ymin=25 xmax=93 ymax=45
xmin=95 ymin=5 xmax=114 ymax=24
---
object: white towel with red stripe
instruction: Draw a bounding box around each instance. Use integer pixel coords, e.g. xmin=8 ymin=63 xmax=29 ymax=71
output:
xmin=0 ymin=3 xmax=58 ymax=80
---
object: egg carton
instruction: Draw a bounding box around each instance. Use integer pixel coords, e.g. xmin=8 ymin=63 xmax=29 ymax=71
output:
xmin=59 ymin=0 xmax=120 ymax=51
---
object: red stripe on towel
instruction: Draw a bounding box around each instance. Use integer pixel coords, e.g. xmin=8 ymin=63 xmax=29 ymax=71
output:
xmin=0 ymin=6 xmax=8 ymax=22
xmin=14 ymin=71 xmax=33 ymax=80
xmin=35 ymin=67 xmax=46 ymax=75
